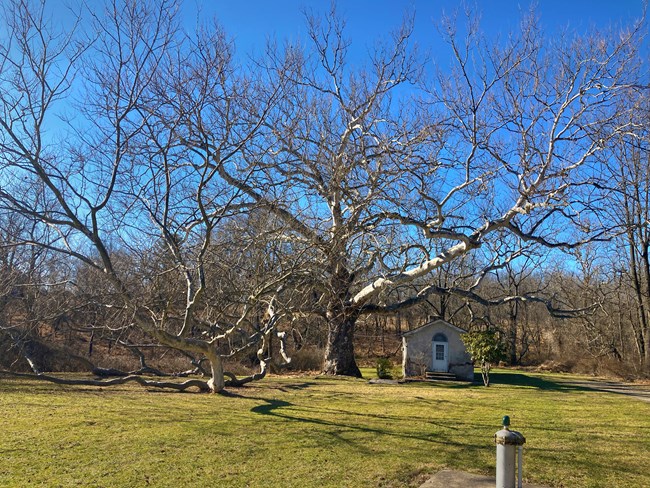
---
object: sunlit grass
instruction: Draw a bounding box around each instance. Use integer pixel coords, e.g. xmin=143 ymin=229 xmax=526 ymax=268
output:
xmin=1 ymin=370 xmax=648 ymax=487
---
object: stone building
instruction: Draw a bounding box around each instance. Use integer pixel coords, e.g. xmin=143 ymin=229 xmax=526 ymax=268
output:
xmin=402 ymin=319 xmax=474 ymax=381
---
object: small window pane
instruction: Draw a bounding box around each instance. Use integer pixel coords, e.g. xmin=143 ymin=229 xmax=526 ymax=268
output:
xmin=435 ymin=344 xmax=445 ymax=360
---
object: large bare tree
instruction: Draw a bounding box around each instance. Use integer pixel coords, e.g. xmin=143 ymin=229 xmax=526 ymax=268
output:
xmin=177 ymin=8 xmax=426 ymax=376
xmin=183 ymin=8 xmax=644 ymax=376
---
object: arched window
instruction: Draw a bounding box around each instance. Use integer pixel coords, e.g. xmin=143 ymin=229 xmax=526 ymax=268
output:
xmin=432 ymin=332 xmax=448 ymax=342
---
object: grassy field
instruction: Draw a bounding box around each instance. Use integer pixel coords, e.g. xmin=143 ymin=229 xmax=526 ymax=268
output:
xmin=1 ymin=369 xmax=649 ymax=487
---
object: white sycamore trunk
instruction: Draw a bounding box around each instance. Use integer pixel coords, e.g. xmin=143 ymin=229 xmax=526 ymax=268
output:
xmin=206 ymin=349 xmax=225 ymax=393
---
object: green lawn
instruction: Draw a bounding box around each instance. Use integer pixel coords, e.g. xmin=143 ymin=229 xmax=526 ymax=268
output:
xmin=1 ymin=370 xmax=648 ymax=487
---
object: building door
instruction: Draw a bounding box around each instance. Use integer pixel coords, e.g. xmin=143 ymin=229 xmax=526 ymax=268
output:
xmin=431 ymin=333 xmax=449 ymax=372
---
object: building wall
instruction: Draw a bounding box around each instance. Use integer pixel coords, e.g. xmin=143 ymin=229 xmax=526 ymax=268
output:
xmin=402 ymin=321 xmax=474 ymax=381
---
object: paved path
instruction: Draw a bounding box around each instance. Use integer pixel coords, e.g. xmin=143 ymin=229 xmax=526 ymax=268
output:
xmin=557 ymin=378 xmax=650 ymax=403
xmin=420 ymin=470 xmax=549 ymax=488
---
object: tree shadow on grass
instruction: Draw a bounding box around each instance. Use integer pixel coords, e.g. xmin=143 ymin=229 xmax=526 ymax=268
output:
xmin=444 ymin=372 xmax=595 ymax=393
xmin=250 ymin=399 xmax=293 ymax=415
xmin=486 ymin=373 xmax=650 ymax=404
xmin=488 ymin=372 xmax=595 ymax=392
xmin=277 ymin=382 xmax=319 ymax=392
xmin=240 ymin=393 xmax=486 ymax=454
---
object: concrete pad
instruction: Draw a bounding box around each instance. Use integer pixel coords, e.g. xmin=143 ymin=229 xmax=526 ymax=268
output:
xmin=420 ymin=470 xmax=550 ymax=488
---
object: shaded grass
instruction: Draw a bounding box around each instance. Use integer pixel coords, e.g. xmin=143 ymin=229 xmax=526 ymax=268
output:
xmin=1 ymin=370 xmax=649 ymax=487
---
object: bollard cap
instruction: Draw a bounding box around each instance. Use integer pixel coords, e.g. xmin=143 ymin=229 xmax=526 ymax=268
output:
xmin=495 ymin=428 xmax=526 ymax=446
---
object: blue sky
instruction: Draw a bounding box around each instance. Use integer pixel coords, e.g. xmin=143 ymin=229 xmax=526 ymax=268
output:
xmin=199 ymin=0 xmax=647 ymax=60
xmin=37 ymin=1 xmax=648 ymax=64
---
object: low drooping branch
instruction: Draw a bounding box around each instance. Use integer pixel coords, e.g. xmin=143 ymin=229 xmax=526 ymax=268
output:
xmin=0 ymin=370 xmax=211 ymax=392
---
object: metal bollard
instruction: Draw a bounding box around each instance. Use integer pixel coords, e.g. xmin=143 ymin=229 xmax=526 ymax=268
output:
xmin=494 ymin=416 xmax=526 ymax=488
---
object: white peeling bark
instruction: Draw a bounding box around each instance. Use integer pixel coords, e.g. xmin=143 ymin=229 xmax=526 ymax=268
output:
xmin=353 ymin=199 xmax=538 ymax=307
xmin=353 ymin=241 xmax=471 ymax=304
xmin=205 ymin=348 xmax=225 ymax=393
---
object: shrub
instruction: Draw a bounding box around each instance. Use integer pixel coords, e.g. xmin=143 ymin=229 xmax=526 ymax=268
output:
xmin=376 ymin=357 xmax=394 ymax=379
